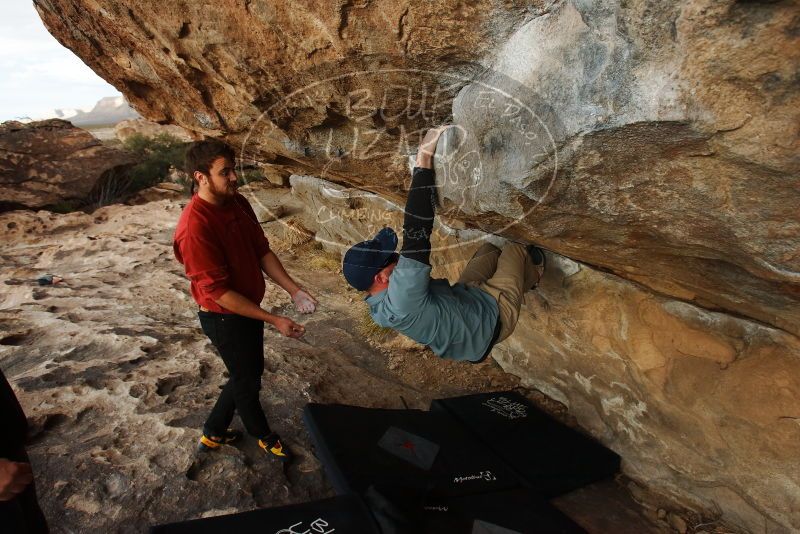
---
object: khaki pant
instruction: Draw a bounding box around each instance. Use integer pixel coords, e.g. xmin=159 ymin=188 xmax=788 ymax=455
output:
xmin=458 ymin=243 xmax=538 ymax=343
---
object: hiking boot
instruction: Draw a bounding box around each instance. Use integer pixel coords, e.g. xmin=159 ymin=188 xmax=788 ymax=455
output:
xmin=198 ymin=428 xmax=242 ymax=452
xmin=258 ymin=433 xmax=293 ymax=463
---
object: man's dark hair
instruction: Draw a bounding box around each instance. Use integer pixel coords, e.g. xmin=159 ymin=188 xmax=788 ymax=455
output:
xmin=184 ymin=139 xmax=236 ymax=194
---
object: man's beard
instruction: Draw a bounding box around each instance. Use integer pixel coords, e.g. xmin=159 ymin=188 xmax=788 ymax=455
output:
xmin=208 ymin=180 xmax=236 ymax=200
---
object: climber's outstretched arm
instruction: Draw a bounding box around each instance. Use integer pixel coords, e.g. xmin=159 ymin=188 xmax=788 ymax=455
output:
xmin=400 ymin=127 xmax=448 ymax=265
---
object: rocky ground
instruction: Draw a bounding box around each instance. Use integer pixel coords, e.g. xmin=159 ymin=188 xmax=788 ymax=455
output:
xmin=1 ymin=186 xmax=698 ymax=533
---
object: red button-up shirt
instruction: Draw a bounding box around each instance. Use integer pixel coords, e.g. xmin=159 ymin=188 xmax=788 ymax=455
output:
xmin=173 ymin=193 xmax=270 ymax=313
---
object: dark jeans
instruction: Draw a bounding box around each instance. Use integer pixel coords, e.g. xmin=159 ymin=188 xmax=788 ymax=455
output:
xmin=0 ymin=448 xmax=49 ymax=534
xmin=199 ymin=311 xmax=271 ymax=438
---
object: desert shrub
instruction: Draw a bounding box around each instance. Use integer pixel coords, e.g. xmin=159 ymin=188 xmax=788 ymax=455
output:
xmin=48 ymin=200 xmax=81 ymax=214
xmin=88 ymin=166 xmax=137 ymax=209
xmin=89 ymin=133 xmax=188 ymax=208
xmin=122 ymin=133 xmax=187 ymax=189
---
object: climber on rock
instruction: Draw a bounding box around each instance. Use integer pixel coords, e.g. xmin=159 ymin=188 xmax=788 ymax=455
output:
xmin=342 ymin=127 xmax=545 ymax=363
xmin=174 ymin=139 xmax=318 ymax=463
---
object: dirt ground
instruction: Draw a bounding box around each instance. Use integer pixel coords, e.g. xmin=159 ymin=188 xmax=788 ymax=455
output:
xmin=0 ymin=187 xmax=681 ymax=533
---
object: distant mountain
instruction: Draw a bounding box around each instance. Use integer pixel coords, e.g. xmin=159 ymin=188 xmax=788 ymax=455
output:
xmin=15 ymin=96 xmax=141 ymax=126
xmin=64 ymin=96 xmax=140 ymax=126
xmin=52 ymin=108 xmax=81 ymax=120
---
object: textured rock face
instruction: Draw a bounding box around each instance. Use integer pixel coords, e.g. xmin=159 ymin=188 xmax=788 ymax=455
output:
xmin=496 ymin=257 xmax=800 ymax=533
xmin=35 ymin=0 xmax=800 ymax=335
xmin=0 ymin=119 xmax=134 ymax=210
xmin=35 ymin=0 xmax=800 ymax=531
xmin=283 ymin=175 xmax=800 ymax=533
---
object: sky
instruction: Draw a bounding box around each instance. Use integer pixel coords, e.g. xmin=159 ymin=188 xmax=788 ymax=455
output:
xmin=0 ymin=2 xmax=121 ymax=121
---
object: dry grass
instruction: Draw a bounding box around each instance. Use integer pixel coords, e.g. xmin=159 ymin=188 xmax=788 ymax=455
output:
xmin=265 ymin=217 xmax=314 ymax=247
xmin=281 ymin=218 xmax=314 ymax=245
xmin=307 ymin=249 xmax=342 ymax=272
xmin=382 ymin=333 xmax=426 ymax=351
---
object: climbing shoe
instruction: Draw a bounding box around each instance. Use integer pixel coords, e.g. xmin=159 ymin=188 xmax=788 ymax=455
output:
xmin=258 ymin=433 xmax=293 ymax=463
xmin=526 ymin=245 xmax=546 ymax=289
xmin=198 ymin=428 xmax=242 ymax=452
xmin=527 ymin=245 xmax=545 ymax=267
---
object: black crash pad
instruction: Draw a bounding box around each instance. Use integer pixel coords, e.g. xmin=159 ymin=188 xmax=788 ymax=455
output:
xmin=362 ymin=486 xmax=585 ymax=534
xmin=421 ymin=489 xmax=586 ymax=534
xmin=149 ymin=494 xmax=379 ymax=534
xmin=430 ymin=391 xmax=620 ymax=498
xmin=303 ymin=403 xmax=520 ymax=499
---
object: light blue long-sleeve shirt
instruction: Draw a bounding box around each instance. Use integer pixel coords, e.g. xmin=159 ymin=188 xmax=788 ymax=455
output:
xmin=365 ymin=256 xmax=499 ymax=362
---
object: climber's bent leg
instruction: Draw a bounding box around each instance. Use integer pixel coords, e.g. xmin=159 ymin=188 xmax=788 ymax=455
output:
xmin=457 ymin=242 xmax=501 ymax=286
xmin=478 ymin=243 xmax=537 ymax=342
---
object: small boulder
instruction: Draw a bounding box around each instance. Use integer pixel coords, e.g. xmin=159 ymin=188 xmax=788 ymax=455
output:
xmin=0 ymin=119 xmax=135 ymax=211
